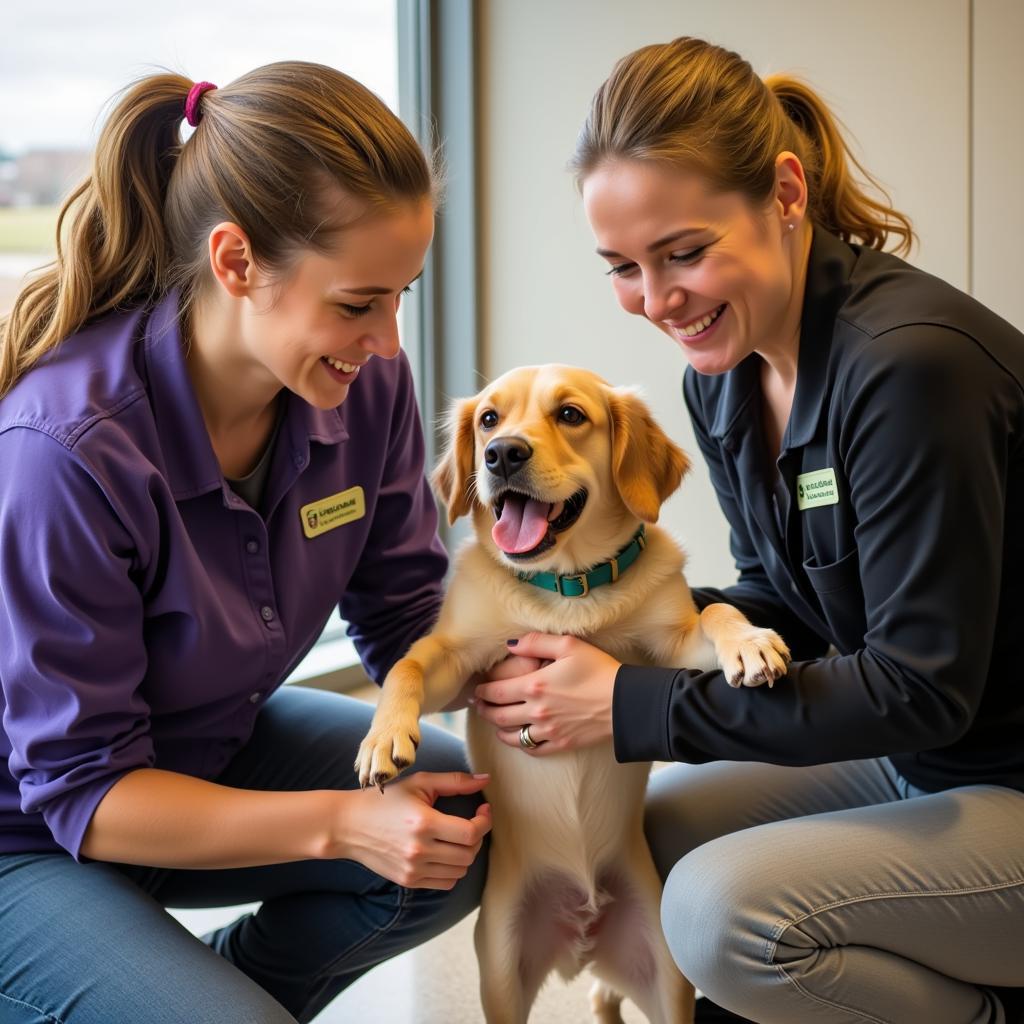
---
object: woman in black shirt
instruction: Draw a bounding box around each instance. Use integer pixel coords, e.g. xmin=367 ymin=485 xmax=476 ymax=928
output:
xmin=474 ymin=37 xmax=1024 ymax=1024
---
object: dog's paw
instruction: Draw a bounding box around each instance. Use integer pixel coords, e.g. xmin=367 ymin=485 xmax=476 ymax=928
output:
xmin=354 ymin=714 xmax=421 ymax=790
xmin=721 ymin=628 xmax=792 ymax=688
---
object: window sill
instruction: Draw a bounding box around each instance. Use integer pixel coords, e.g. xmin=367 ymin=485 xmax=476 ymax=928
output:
xmin=285 ymin=635 xmax=370 ymax=694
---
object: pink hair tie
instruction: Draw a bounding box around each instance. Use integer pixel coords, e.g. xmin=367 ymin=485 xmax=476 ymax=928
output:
xmin=184 ymin=81 xmax=217 ymax=127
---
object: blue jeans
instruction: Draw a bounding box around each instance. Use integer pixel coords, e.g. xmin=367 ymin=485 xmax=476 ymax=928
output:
xmin=0 ymin=687 xmax=486 ymax=1023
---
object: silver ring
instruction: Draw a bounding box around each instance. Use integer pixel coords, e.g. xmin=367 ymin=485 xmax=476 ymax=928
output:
xmin=518 ymin=724 xmax=538 ymax=749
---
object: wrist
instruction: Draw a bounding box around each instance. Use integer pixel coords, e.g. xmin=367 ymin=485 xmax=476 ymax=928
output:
xmin=312 ymin=788 xmax=356 ymax=861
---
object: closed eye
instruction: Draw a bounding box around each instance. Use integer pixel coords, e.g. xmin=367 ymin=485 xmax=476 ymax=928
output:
xmin=338 ymin=284 xmax=414 ymax=318
xmin=670 ymin=245 xmax=707 ymax=265
xmin=339 ymin=303 xmax=371 ymax=317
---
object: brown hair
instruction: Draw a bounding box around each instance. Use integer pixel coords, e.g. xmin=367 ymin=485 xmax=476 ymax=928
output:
xmin=571 ymin=37 xmax=914 ymax=256
xmin=0 ymin=62 xmax=437 ymax=399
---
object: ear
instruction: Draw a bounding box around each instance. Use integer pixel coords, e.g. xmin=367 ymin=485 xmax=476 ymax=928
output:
xmin=608 ymin=389 xmax=690 ymax=523
xmin=774 ymin=151 xmax=808 ymax=227
xmin=208 ymin=221 xmax=257 ymax=298
xmin=431 ymin=397 xmax=478 ymax=525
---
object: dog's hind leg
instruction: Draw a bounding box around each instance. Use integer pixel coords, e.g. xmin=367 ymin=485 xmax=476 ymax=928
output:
xmin=474 ymin=858 xmax=572 ymax=1023
xmin=589 ymin=840 xmax=695 ymax=1024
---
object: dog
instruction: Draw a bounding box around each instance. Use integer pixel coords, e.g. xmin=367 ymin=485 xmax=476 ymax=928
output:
xmin=355 ymin=365 xmax=790 ymax=1024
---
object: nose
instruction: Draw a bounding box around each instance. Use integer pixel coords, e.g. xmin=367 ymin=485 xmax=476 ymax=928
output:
xmin=360 ymin=310 xmax=401 ymax=360
xmin=643 ymin=276 xmax=686 ymax=323
xmin=484 ymin=436 xmax=533 ymax=481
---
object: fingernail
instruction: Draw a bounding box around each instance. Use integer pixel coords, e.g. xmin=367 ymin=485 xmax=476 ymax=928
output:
xmin=472 ymin=773 xmax=490 ymax=779
xmin=506 ymin=638 xmax=518 ymax=647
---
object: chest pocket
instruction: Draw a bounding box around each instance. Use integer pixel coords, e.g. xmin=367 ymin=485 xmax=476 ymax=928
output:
xmin=802 ymin=548 xmax=865 ymax=653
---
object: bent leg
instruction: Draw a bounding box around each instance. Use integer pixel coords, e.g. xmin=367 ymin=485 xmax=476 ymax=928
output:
xmin=0 ymin=852 xmax=295 ymax=1024
xmin=134 ymin=687 xmax=486 ymax=1023
xmin=661 ymin=784 xmax=1024 ymax=1023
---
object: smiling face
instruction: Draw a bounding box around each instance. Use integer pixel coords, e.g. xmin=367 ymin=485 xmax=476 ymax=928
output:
xmin=433 ymin=365 xmax=689 ymax=575
xmin=251 ymin=199 xmax=434 ymax=408
xmin=198 ymin=198 xmax=434 ymax=417
xmin=582 ymin=158 xmax=805 ymax=376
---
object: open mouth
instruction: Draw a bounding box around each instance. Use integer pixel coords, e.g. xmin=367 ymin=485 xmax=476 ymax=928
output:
xmin=491 ymin=488 xmax=588 ymax=560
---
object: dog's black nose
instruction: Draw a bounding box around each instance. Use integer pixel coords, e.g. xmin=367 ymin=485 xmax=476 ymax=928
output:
xmin=484 ymin=436 xmax=533 ymax=480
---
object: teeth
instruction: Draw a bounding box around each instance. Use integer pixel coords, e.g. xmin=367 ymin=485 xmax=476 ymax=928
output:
xmin=325 ymin=356 xmax=358 ymax=373
xmin=679 ymin=304 xmax=724 ymax=337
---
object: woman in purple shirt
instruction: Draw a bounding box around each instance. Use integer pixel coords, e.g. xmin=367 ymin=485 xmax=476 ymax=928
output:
xmin=0 ymin=66 xmax=490 ymax=1023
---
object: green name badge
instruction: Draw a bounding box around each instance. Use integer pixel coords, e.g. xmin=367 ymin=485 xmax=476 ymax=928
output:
xmin=796 ymin=469 xmax=839 ymax=511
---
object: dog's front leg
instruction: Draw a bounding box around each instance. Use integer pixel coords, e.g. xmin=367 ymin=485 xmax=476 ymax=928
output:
xmin=698 ymin=602 xmax=791 ymax=688
xmin=355 ymin=633 xmax=478 ymax=789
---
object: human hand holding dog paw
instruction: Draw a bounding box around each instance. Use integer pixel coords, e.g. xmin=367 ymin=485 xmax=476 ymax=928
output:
xmin=472 ymin=634 xmax=620 ymax=754
xmin=336 ymin=772 xmax=492 ymax=890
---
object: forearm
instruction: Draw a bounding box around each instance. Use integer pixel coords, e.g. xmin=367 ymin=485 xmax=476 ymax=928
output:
xmin=80 ymin=767 xmax=345 ymax=868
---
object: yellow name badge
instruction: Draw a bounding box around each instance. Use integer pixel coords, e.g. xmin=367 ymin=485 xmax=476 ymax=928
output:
xmin=300 ymin=486 xmax=366 ymax=538
xmin=796 ymin=469 xmax=839 ymax=511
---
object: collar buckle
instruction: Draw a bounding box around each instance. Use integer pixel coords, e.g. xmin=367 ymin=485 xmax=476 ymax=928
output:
xmin=557 ymin=572 xmax=590 ymax=597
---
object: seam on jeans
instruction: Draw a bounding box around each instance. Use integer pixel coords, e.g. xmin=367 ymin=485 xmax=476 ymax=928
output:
xmin=0 ymin=988 xmax=65 ymax=1023
xmin=762 ymin=876 xmax=1024 ymax=1024
xmin=771 ymin=963 xmax=894 ymax=1024
xmin=301 ymin=882 xmax=413 ymax=1014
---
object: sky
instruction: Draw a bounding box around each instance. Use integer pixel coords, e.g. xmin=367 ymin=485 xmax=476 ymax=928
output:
xmin=1 ymin=0 xmax=397 ymax=154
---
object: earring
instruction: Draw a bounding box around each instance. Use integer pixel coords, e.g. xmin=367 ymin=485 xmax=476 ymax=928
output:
xmin=787 ymin=222 xmax=796 ymax=232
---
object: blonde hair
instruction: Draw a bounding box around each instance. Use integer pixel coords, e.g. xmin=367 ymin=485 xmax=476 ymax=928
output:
xmin=571 ymin=37 xmax=914 ymax=256
xmin=0 ymin=62 xmax=437 ymax=399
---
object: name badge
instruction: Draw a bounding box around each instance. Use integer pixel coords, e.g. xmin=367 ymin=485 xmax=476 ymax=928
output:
xmin=301 ymin=486 xmax=366 ymax=538
xmin=796 ymin=469 xmax=839 ymax=511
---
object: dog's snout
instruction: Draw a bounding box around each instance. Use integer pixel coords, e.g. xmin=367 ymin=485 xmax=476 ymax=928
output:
xmin=484 ymin=436 xmax=533 ymax=480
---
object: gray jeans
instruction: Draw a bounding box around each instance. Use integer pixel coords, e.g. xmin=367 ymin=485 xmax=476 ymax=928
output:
xmin=645 ymin=757 xmax=1024 ymax=1023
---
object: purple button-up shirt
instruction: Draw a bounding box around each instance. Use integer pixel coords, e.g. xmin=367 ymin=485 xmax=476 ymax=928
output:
xmin=0 ymin=293 xmax=446 ymax=859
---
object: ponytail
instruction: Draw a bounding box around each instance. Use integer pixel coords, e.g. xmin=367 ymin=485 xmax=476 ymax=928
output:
xmin=766 ymin=75 xmax=914 ymax=256
xmin=0 ymin=62 xmax=436 ymax=400
xmin=572 ymin=38 xmax=915 ymax=257
xmin=0 ymin=74 xmax=188 ymax=399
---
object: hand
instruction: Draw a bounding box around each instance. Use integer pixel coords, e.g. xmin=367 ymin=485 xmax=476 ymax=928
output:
xmin=441 ymin=653 xmax=545 ymax=711
xmin=472 ymin=634 xmax=621 ymax=755
xmin=337 ymin=771 xmax=492 ymax=889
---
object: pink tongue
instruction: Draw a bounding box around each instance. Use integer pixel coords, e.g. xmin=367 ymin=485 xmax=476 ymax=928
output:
xmin=492 ymin=494 xmax=552 ymax=554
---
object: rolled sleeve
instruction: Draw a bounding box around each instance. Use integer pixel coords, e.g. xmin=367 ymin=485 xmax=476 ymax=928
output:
xmin=0 ymin=428 xmax=153 ymax=859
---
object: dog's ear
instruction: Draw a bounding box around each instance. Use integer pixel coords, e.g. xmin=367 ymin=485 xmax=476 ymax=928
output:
xmin=608 ymin=389 xmax=690 ymax=523
xmin=431 ymin=397 xmax=478 ymax=525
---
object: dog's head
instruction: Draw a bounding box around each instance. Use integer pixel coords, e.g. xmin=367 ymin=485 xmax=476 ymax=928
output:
xmin=432 ymin=365 xmax=689 ymax=573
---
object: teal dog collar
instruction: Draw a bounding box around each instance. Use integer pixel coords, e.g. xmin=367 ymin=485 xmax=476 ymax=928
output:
xmin=516 ymin=526 xmax=647 ymax=598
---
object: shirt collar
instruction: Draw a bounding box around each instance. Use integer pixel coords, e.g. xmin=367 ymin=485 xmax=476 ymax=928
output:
xmin=706 ymin=226 xmax=857 ymax=448
xmin=143 ymin=291 xmax=349 ymax=501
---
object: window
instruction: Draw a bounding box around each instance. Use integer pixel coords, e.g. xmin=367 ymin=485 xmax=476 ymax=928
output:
xmin=0 ymin=1 xmax=402 ymax=690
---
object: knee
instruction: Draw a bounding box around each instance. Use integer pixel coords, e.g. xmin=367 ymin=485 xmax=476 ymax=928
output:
xmin=659 ymin=832 xmax=774 ymax=1005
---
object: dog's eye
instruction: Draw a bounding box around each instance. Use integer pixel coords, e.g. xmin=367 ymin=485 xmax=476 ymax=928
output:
xmin=480 ymin=410 xmax=499 ymax=429
xmin=558 ymin=406 xmax=586 ymax=426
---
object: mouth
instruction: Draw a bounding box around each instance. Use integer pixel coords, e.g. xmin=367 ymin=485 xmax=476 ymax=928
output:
xmin=666 ymin=302 xmax=727 ymax=341
xmin=320 ymin=355 xmax=364 ymax=384
xmin=490 ymin=487 xmax=588 ymax=560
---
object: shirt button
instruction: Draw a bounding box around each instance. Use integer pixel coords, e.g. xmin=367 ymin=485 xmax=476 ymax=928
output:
xmin=293 ymin=451 xmax=305 ymax=467
xmin=260 ymin=605 xmax=275 ymax=622
xmin=249 ymin=691 xmax=261 ymax=704
xmin=245 ymin=539 xmax=260 ymax=555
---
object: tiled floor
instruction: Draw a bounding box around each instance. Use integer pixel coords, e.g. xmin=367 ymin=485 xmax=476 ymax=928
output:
xmin=170 ymin=684 xmax=654 ymax=1021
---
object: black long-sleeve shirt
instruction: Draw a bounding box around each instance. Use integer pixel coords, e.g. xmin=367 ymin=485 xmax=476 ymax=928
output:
xmin=613 ymin=228 xmax=1024 ymax=795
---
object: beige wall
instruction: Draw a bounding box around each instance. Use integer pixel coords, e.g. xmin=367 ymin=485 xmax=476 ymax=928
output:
xmin=477 ymin=0 xmax=1017 ymax=588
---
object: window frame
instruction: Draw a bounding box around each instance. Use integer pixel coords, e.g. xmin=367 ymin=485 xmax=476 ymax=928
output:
xmin=293 ymin=0 xmax=480 ymax=692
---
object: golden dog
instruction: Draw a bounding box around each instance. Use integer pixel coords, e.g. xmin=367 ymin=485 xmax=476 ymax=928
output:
xmin=355 ymin=365 xmax=790 ymax=1024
